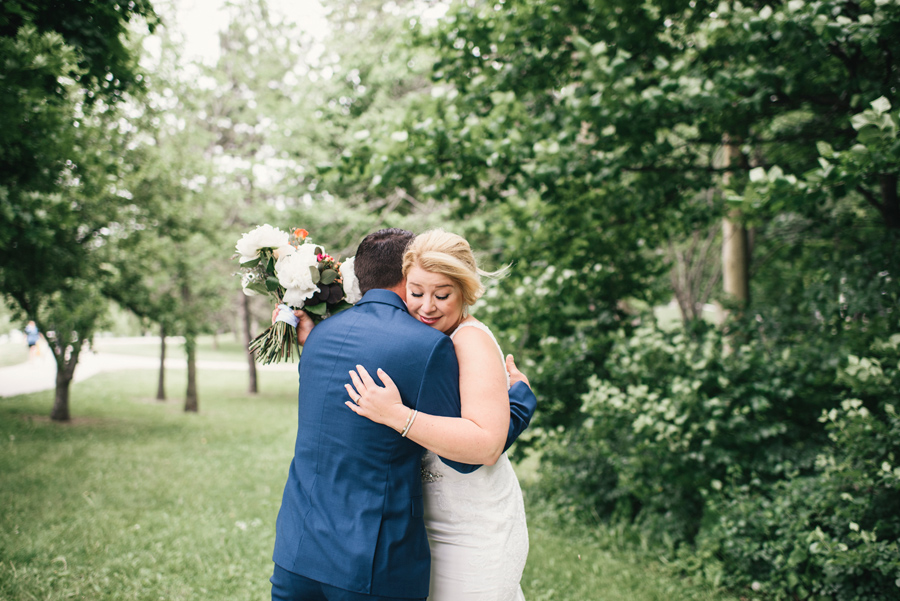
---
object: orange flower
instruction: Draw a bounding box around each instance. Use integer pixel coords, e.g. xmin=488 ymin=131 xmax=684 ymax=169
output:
xmin=294 ymin=228 xmax=309 ymax=240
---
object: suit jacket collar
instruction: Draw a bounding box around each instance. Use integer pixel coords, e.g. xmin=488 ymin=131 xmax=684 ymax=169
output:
xmin=355 ymin=289 xmax=408 ymax=313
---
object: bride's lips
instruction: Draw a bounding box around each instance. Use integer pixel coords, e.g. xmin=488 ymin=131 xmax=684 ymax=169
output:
xmin=418 ymin=315 xmax=440 ymax=326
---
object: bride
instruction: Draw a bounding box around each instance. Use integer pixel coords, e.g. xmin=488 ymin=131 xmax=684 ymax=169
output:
xmin=345 ymin=229 xmax=530 ymax=601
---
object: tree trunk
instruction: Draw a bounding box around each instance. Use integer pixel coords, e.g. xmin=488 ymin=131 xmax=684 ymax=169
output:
xmin=50 ymin=343 xmax=80 ymax=422
xmin=881 ymin=173 xmax=899 ymax=229
xmin=184 ymin=333 xmax=198 ymax=413
xmin=720 ymin=137 xmax=750 ymax=315
xmin=242 ymin=293 xmax=258 ymax=393
xmin=156 ymin=324 xmax=166 ymax=401
xmin=51 ymin=371 xmax=72 ymax=422
xmin=722 ymin=211 xmax=750 ymax=305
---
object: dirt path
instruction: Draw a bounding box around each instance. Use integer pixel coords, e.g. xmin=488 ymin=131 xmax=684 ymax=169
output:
xmin=0 ymin=338 xmax=295 ymax=397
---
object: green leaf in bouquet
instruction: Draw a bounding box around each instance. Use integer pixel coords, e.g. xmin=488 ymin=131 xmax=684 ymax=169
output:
xmin=265 ymin=276 xmax=281 ymax=292
xmin=309 ymin=266 xmax=320 ymax=284
xmin=240 ymin=257 xmax=261 ymax=267
xmin=247 ymin=281 xmax=269 ymax=296
xmin=266 ymin=256 xmax=277 ymax=276
xmin=305 ymin=302 xmax=327 ymax=316
xmin=320 ymin=269 xmax=338 ymax=285
xmin=331 ymin=300 xmax=354 ymax=314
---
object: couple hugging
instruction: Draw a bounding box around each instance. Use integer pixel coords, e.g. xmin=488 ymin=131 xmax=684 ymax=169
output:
xmin=270 ymin=228 xmax=538 ymax=601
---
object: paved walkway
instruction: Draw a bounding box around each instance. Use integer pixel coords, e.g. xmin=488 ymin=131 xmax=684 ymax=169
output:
xmin=0 ymin=338 xmax=295 ymax=397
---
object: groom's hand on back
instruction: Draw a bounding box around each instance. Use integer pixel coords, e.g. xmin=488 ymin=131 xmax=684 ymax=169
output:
xmin=294 ymin=310 xmax=314 ymax=346
xmin=506 ymin=354 xmax=530 ymax=388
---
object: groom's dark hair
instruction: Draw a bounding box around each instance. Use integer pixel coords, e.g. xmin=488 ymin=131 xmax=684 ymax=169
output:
xmin=354 ymin=228 xmax=415 ymax=293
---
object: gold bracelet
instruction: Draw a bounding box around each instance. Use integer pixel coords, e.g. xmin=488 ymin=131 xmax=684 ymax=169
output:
xmin=399 ymin=407 xmax=413 ymax=435
xmin=401 ymin=409 xmax=418 ymax=438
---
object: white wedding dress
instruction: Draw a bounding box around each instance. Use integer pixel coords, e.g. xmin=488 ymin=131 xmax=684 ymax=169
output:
xmin=421 ymin=321 xmax=528 ymax=601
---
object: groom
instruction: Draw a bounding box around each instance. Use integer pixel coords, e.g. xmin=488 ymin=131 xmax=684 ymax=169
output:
xmin=270 ymin=228 xmax=537 ymax=601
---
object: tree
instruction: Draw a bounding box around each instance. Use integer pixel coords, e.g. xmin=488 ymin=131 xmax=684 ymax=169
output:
xmin=0 ymin=1 xmax=157 ymax=420
xmin=104 ymin=22 xmax=235 ymax=412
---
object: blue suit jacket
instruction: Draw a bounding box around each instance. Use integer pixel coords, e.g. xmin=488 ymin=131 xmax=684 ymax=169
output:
xmin=272 ymin=290 xmax=536 ymax=598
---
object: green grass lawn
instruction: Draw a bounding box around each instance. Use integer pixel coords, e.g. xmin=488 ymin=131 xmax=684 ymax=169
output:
xmin=92 ymin=335 xmax=251 ymax=363
xmin=0 ymin=369 xmax=736 ymax=601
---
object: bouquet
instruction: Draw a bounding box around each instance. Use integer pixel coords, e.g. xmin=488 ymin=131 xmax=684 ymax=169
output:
xmin=234 ymin=225 xmax=363 ymax=364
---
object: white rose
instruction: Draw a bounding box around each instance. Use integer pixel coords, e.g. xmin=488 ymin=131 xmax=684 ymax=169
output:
xmin=340 ymin=256 xmax=362 ymax=304
xmin=235 ymin=224 xmax=290 ymax=264
xmin=272 ymin=244 xmax=296 ymax=260
xmin=276 ymin=244 xmax=320 ymax=308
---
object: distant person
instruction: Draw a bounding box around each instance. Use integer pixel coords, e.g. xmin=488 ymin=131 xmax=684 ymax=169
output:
xmin=25 ymin=320 xmax=41 ymax=360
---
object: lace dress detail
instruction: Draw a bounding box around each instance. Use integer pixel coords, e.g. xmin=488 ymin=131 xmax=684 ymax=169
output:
xmin=421 ymin=320 xmax=528 ymax=601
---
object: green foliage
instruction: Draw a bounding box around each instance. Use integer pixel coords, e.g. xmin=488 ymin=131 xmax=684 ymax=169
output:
xmin=323 ymin=0 xmax=900 ymax=436
xmin=745 ymin=96 xmax=900 ymax=229
xmin=534 ymin=312 xmax=900 ymax=597
xmin=467 ymin=187 xmax=668 ymax=431
xmin=535 ymin=322 xmax=830 ymax=541
xmin=695 ymin=334 xmax=900 ymax=600
xmin=0 ymin=0 xmax=159 ymax=419
xmin=0 ymin=0 xmax=157 ymax=98
xmin=0 ymin=25 xmax=81 ymax=205
xmin=0 ymin=0 xmax=158 ymax=218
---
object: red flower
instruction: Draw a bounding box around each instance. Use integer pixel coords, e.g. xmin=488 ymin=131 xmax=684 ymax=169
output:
xmin=294 ymin=228 xmax=309 ymax=240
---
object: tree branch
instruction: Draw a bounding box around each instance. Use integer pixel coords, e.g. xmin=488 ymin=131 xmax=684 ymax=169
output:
xmin=857 ymin=184 xmax=886 ymax=216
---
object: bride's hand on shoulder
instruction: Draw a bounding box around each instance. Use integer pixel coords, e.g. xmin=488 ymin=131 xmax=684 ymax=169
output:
xmin=506 ymin=354 xmax=530 ymax=388
xmin=345 ymin=365 xmax=409 ymax=432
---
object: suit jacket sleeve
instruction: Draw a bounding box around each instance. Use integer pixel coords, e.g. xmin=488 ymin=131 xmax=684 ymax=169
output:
xmin=504 ymin=382 xmax=537 ymax=452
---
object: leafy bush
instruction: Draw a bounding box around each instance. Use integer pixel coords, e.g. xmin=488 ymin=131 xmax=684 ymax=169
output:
xmin=536 ymin=322 xmax=835 ymax=544
xmin=535 ymin=321 xmax=900 ymax=598
xmin=696 ymin=335 xmax=900 ymax=600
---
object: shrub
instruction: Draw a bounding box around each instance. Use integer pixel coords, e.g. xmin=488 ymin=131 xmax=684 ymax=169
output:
xmin=535 ymin=321 xmax=900 ymax=598
xmin=536 ymin=322 xmax=835 ymax=545
xmin=696 ymin=335 xmax=900 ymax=600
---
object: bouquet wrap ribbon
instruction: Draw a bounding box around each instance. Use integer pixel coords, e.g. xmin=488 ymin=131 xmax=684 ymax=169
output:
xmin=274 ymin=304 xmax=299 ymax=327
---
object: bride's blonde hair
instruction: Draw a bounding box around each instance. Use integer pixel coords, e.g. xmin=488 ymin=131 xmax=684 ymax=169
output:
xmin=402 ymin=229 xmax=508 ymax=308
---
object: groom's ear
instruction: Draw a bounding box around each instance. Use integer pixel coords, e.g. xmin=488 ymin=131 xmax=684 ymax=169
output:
xmin=388 ymin=278 xmax=407 ymax=298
